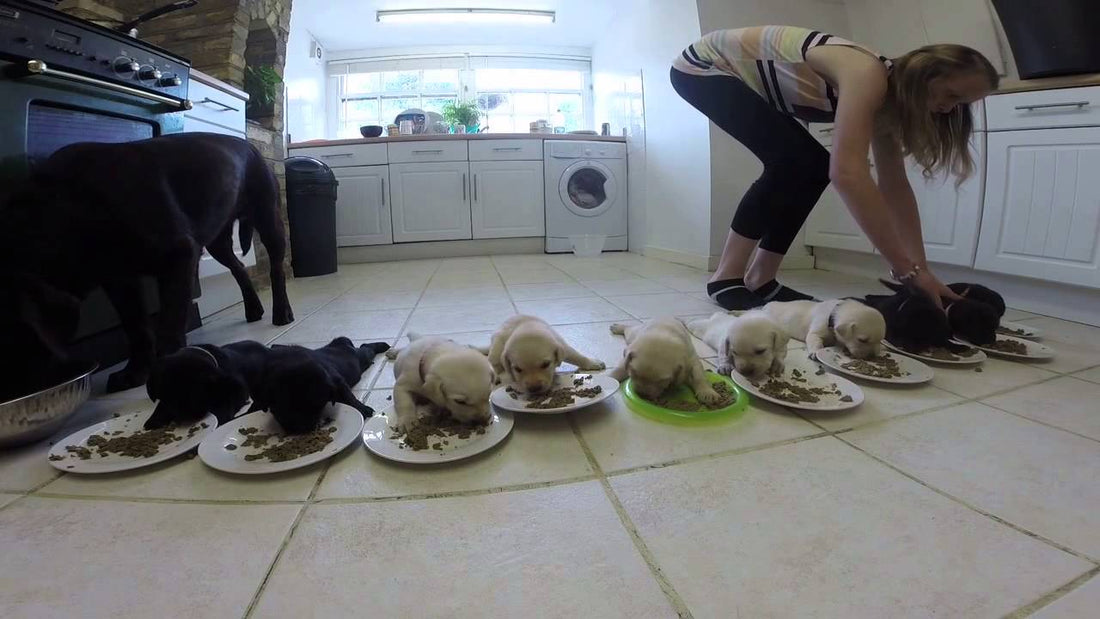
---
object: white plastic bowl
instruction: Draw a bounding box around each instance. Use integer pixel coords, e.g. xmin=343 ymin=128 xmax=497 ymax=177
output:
xmin=569 ymin=234 xmax=606 ymax=257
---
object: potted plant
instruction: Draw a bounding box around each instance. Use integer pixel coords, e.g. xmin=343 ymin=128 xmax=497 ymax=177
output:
xmin=244 ymin=65 xmax=282 ymax=120
xmin=441 ymin=100 xmax=481 ymax=133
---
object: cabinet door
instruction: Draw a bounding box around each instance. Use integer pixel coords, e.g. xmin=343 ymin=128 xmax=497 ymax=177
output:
xmin=389 ymin=162 xmax=472 ymax=242
xmin=470 ymin=160 xmax=544 ymax=238
xmin=975 ymin=128 xmax=1100 ymax=288
xmin=333 ymin=165 xmax=392 ymax=246
xmin=805 ymin=146 xmax=875 ymax=253
xmin=907 ymin=135 xmax=984 ymax=266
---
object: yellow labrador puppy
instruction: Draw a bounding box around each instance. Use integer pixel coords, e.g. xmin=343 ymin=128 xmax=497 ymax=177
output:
xmin=390 ymin=333 xmax=494 ymax=431
xmin=486 ymin=315 xmax=605 ymax=395
xmin=686 ymin=311 xmax=788 ymax=378
xmin=609 ymin=317 xmax=722 ymax=405
xmin=763 ymin=299 xmax=885 ymax=359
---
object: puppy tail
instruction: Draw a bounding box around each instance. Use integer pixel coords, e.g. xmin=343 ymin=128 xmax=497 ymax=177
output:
xmin=384 ymin=347 xmax=401 ymax=360
xmin=405 ymin=331 xmax=423 ymax=342
xmin=609 ymin=323 xmax=628 ymax=336
xmin=238 ymin=218 xmax=254 ymax=255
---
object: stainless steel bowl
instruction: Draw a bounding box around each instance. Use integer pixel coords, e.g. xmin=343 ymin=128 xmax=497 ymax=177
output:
xmin=0 ymin=363 xmax=97 ymax=449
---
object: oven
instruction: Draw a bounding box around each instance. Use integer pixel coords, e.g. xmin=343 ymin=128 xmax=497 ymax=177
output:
xmin=0 ymin=0 xmax=195 ymax=366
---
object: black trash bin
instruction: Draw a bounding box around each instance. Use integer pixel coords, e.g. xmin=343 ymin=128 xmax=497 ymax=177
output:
xmin=285 ymin=156 xmax=339 ymax=277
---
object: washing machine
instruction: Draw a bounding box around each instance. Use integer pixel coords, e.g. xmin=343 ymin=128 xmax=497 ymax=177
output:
xmin=544 ymin=140 xmax=628 ymax=253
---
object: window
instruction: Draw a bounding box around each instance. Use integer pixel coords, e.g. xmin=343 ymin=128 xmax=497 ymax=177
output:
xmin=336 ymin=68 xmax=459 ymax=138
xmin=474 ymin=68 xmax=586 ymax=133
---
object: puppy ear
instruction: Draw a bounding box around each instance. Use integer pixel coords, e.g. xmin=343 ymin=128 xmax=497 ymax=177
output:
xmin=554 ymin=346 xmax=563 ymax=368
xmin=214 ymin=373 xmax=249 ymax=411
xmin=834 ymin=321 xmax=854 ymax=339
xmin=772 ymin=329 xmax=790 ymax=355
xmin=423 ymin=373 xmax=446 ymax=403
xmin=672 ymin=364 xmax=684 ymax=385
xmin=502 ymin=354 xmax=515 ymax=382
xmin=146 ymin=365 xmax=163 ymax=402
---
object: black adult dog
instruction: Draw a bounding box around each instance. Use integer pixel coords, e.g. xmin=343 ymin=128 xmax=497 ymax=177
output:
xmin=145 ymin=337 xmax=389 ymax=434
xmin=0 ymin=133 xmax=293 ymax=397
xmin=864 ymin=280 xmax=955 ymax=352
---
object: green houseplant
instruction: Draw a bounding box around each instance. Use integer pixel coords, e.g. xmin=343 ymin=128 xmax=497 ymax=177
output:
xmin=244 ymin=65 xmax=282 ymax=119
xmin=441 ymin=100 xmax=481 ymax=132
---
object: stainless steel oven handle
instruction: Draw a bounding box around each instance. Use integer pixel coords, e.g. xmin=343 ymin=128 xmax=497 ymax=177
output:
xmin=1014 ymin=101 xmax=1090 ymax=111
xmin=24 ymin=60 xmax=192 ymax=111
xmin=198 ymin=97 xmax=239 ymax=112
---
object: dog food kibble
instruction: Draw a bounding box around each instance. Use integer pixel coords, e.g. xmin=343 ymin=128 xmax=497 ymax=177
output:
xmin=985 ymin=338 xmax=1028 ymax=355
xmin=841 ymin=355 xmax=907 ymax=379
xmin=907 ymin=345 xmax=977 ymax=361
xmin=974 ymin=367 xmax=984 ymax=373
xmin=390 ymin=408 xmax=491 ymax=451
xmin=814 ymin=367 xmax=826 ymax=376
xmin=48 ymin=454 xmax=65 ymax=461
xmin=59 ymin=423 xmax=199 ymax=461
xmin=646 ymin=381 xmax=737 ymax=411
xmin=997 ymin=326 xmax=1027 ymax=336
xmin=225 ymin=444 xmax=238 ymax=451
xmin=755 ymin=378 xmax=842 ymax=404
xmin=242 ymin=426 xmax=337 ymax=462
xmin=524 ymin=385 xmax=604 ymax=409
xmin=839 ymin=395 xmax=854 ymax=403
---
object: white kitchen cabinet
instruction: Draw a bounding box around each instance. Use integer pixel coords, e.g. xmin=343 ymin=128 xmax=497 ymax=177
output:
xmin=975 ymin=127 xmax=1100 ymax=288
xmin=908 ymin=136 xmax=985 ymax=266
xmin=470 ymin=160 xmax=544 ymax=239
xmin=333 ymin=165 xmax=392 ymax=246
xmin=389 ymin=161 xmax=472 ymax=242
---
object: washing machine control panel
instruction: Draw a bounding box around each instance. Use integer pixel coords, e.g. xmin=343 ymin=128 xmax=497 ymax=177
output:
xmin=546 ymin=140 xmax=626 ymax=160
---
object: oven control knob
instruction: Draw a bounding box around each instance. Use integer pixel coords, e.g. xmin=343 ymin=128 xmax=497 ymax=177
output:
xmin=113 ymin=57 xmax=139 ymax=74
xmin=139 ymin=66 xmax=162 ymax=81
xmin=158 ymin=75 xmax=182 ymax=87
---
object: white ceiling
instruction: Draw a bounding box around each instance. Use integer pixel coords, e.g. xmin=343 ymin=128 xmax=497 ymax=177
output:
xmin=292 ymin=0 xmax=627 ymax=52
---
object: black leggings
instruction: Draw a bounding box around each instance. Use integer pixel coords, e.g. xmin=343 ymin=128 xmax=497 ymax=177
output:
xmin=670 ymin=67 xmax=831 ymax=254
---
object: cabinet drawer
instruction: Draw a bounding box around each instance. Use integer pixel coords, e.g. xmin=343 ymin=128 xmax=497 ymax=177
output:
xmin=986 ymin=87 xmax=1100 ymax=131
xmin=468 ymin=139 xmax=543 ymax=161
xmin=186 ymin=78 xmax=246 ymax=134
xmin=388 ymin=140 xmax=468 ymax=163
xmin=289 ymin=143 xmax=388 ymax=168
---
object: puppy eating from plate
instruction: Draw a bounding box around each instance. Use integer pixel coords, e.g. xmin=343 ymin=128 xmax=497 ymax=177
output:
xmin=609 ymin=318 xmax=722 ymax=405
xmin=686 ymin=311 xmax=788 ymax=379
xmin=484 ymin=315 xmax=605 ymax=395
xmin=763 ymin=299 xmax=885 ymax=359
xmin=389 ymin=333 xmax=494 ymax=432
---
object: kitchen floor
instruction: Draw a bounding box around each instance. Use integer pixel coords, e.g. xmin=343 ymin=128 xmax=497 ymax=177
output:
xmin=2 ymin=252 xmax=1100 ymax=618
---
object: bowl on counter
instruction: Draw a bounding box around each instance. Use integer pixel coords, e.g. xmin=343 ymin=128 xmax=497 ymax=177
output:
xmin=360 ymin=125 xmax=384 ymax=138
xmin=0 ymin=362 xmax=96 ymax=449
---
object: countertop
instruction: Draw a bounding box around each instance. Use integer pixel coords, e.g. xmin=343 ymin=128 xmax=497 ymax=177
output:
xmin=289 ymin=133 xmax=627 ymax=149
xmin=189 ymin=68 xmax=249 ymax=101
xmin=995 ymin=73 xmax=1100 ymax=95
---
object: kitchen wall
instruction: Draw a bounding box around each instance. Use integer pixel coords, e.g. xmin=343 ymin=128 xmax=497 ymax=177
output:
xmin=284 ymin=12 xmax=326 ymax=143
xmin=591 ymin=0 xmax=710 ymax=263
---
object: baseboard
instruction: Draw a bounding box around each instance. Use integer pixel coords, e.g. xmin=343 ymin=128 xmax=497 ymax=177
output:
xmin=338 ymin=237 xmax=544 ymax=263
xmin=814 ymin=248 xmax=1100 ymax=327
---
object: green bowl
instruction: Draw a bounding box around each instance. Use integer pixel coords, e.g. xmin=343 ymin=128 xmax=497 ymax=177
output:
xmin=622 ymin=372 xmax=749 ymax=425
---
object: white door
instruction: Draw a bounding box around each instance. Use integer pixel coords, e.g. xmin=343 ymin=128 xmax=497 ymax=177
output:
xmin=470 ymin=160 xmax=544 ymax=238
xmin=332 ymin=165 xmax=392 ymax=246
xmin=805 ymin=146 xmax=875 ymax=253
xmin=908 ymin=135 xmax=984 ymax=266
xmin=975 ymin=127 xmax=1100 ymax=288
xmin=389 ymin=162 xmax=472 ymax=242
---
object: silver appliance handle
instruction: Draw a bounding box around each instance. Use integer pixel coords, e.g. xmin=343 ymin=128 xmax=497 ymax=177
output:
xmin=198 ymin=97 xmax=239 ymax=112
xmin=413 ymin=149 xmax=444 ymax=154
xmin=24 ymin=60 xmax=192 ymax=111
xmin=473 ymin=174 xmax=477 ymax=201
xmin=492 ymin=146 xmax=523 ymax=151
xmin=462 ymin=173 xmax=467 ymax=201
xmin=320 ymin=153 xmax=353 ymax=159
xmin=1014 ymin=101 xmax=1090 ymax=111
xmin=381 ymin=178 xmax=385 ymax=206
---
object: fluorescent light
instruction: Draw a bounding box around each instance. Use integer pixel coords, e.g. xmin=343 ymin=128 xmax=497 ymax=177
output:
xmin=376 ymin=9 xmax=556 ymax=24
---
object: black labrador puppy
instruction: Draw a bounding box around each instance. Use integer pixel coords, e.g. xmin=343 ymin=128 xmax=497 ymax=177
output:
xmin=0 ymin=133 xmax=293 ymax=396
xmin=145 ymin=338 xmax=388 ymax=433
xmin=948 ymin=282 xmax=1006 ymax=318
xmin=944 ymin=298 xmax=999 ymax=346
xmin=864 ymin=280 xmax=956 ymax=352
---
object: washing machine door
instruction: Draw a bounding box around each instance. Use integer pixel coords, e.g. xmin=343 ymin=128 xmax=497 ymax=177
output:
xmin=558 ymin=160 xmax=618 ymax=217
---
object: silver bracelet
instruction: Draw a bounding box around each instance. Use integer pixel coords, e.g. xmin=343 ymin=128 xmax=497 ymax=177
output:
xmin=890 ymin=263 xmax=922 ymax=283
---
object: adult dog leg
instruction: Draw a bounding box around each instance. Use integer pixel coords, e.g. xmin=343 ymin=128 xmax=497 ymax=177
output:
xmin=248 ymin=158 xmax=294 ymax=325
xmin=154 ymin=240 xmax=199 ymax=357
xmin=102 ymin=278 xmax=155 ymax=392
xmin=207 ymin=225 xmax=264 ymax=322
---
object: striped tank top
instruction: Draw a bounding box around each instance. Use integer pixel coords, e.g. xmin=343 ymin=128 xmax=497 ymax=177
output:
xmin=672 ymin=26 xmax=893 ymax=123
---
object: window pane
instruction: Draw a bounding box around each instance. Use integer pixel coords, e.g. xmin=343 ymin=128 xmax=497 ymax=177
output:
xmin=485 ymin=114 xmax=514 ymax=133
xmin=381 ymin=96 xmax=418 ymax=123
xmin=513 ymin=92 xmax=548 ymax=116
xmin=530 ymin=69 xmax=584 ymax=90
xmin=345 ymin=72 xmax=380 ymax=94
xmin=549 ymin=94 xmax=583 ymax=132
xmin=421 ymin=96 xmax=456 ymax=116
xmin=474 ymin=68 xmax=514 ymax=91
xmin=344 ymin=98 xmax=379 ymax=121
xmin=382 ymin=71 xmax=420 ymax=93
xmin=421 ymin=69 xmax=459 ymax=92
xmin=476 ymin=93 xmax=509 ymax=113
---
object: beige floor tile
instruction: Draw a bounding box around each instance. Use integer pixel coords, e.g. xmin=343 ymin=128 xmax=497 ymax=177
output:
xmin=605 ymin=292 xmax=718 ymax=319
xmin=506 ymin=281 xmax=593 ymax=301
xmin=187 ymin=315 xmax=296 ymax=346
xmin=417 ymin=284 xmax=511 ymax=307
xmin=582 ymin=278 xmax=674 ymax=296
xmin=610 ymin=437 xmax=1092 ymax=618
xmin=272 ymin=308 xmax=411 ymax=343
xmin=801 ymin=379 xmax=964 ymax=432
xmin=514 ymin=297 xmax=630 ymax=325
xmin=0 ymin=493 xmax=20 ymax=509
xmin=1073 ymin=365 xmax=1100 ymax=384
xmin=404 ymin=301 xmax=515 ymax=335
xmin=931 ymin=357 xmax=1057 ymax=398
xmin=574 ymin=395 xmax=821 ymax=473
xmin=423 ymin=271 xmax=503 ymax=289
xmin=566 ymin=266 xmax=645 ymax=282
xmin=846 ymin=402 xmax=1100 ymax=558
xmin=496 ymin=266 xmax=574 ymax=285
xmin=322 ymin=289 xmax=422 ymax=312
xmin=1003 ymin=308 xmax=1045 ymax=321
xmin=553 ymin=320 xmax=638 ymax=367
xmin=1032 ymin=575 xmax=1100 ymax=618
xmin=982 ymin=376 xmax=1100 ymax=441
xmin=317 ymin=413 xmax=592 ymax=499
xmin=0 ymin=498 xmax=300 ymax=619
xmin=252 ymin=482 xmax=674 ymax=618
xmin=1016 ymin=317 xmax=1100 ymax=373
xmin=651 ymin=272 xmax=711 ymax=293
xmin=369 ymin=361 xmax=397 ymax=389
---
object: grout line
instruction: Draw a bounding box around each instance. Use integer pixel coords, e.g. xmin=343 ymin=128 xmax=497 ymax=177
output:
xmin=29 ymin=492 xmax=308 ymax=506
xmin=566 ymin=413 xmax=694 ymax=618
xmin=980 ymin=401 xmax=1100 ymax=445
xmin=1005 ymin=566 xmax=1100 ymax=618
xmin=314 ymin=474 xmax=600 ymax=505
xmin=602 ymin=432 xmax=831 ymax=479
xmin=832 ymin=434 xmax=1100 ymax=566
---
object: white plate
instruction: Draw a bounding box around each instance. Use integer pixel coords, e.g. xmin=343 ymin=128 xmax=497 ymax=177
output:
xmin=971 ymin=334 xmax=1056 ymax=360
xmin=997 ymin=320 xmax=1043 ymax=340
xmin=883 ymin=340 xmax=988 ymax=365
xmin=731 ymin=355 xmax=864 ymax=412
xmin=198 ymin=405 xmax=363 ymax=475
xmin=363 ymin=405 xmax=514 ymax=464
xmin=489 ymin=373 xmax=619 ymax=414
xmin=48 ymin=410 xmax=218 ymax=474
xmin=815 ymin=347 xmax=934 ymax=385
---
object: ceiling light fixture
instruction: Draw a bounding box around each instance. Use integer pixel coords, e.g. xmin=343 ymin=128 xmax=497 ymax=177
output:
xmin=376 ymin=8 xmax=556 ymax=25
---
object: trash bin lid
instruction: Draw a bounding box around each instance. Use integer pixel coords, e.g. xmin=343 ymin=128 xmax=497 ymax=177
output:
xmin=285 ymin=156 xmax=336 ymax=185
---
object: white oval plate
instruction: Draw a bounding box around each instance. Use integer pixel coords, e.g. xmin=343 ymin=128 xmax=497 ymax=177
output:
xmin=883 ymin=340 xmax=988 ymax=366
xmin=815 ymin=347 xmax=934 ymax=385
xmin=363 ymin=405 xmax=514 ymax=464
xmin=490 ymin=373 xmax=619 ymax=415
xmin=198 ymin=405 xmax=363 ymax=475
xmin=971 ymin=334 xmax=1056 ymax=360
xmin=48 ymin=410 xmax=218 ymax=474
xmin=997 ymin=320 xmax=1043 ymax=340
xmin=731 ymin=355 xmax=863 ymax=412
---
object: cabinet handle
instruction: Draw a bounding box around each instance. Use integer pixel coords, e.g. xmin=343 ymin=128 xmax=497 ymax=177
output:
xmin=473 ymin=174 xmax=478 ymax=202
xmin=320 ymin=153 xmax=353 ymax=159
xmin=462 ymin=173 xmax=467 ymax=201
xmin=198 ymin=97 xmax=239 ymax=112
xmin=381 ymin=178 xmax=385 ymax=206
xmin=819 ymin=127 xmax=835 ymax=134
xmin=413 ymin=149 xmax=444 ymax=154
xmin=492 ymin=146 xmax=522 ymax=151
xmin=1014 ymin=101 xmax=1090 ymax=111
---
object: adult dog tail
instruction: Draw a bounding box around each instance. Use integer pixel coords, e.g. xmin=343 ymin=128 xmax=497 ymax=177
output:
xmin=238 ymin=217 xmax=254 ymax=255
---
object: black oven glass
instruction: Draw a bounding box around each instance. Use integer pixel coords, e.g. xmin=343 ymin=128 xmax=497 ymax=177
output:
xmin=26 ymin=102 xmax=156 ymax=167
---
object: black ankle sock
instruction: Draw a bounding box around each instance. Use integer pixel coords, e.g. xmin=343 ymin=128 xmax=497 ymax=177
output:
xmin=751 ymin=279 xmax=815 ymax=303
xmin=707 ymin=278 xmax=766 ymax=310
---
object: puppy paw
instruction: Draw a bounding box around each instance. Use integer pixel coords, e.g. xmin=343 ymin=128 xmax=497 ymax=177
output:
xmin=695 ymin=387 xmax=723 ymax=406
xmin=609 ymin=323 xmax=627 ymax=336
xmin=716 ymin=363 xmax=733 ymax=376
xmin=578 ymin=359 xmax=606 ymax=371
xmin=769 ymin=359 xmax=786 ymax=376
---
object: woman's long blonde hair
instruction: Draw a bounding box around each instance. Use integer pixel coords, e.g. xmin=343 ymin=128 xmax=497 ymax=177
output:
xmin=884 ymin=44 xmax=999 ymax=180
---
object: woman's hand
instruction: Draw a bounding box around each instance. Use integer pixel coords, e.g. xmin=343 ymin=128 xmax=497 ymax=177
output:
xmin=911 ymin=268 xmax=960 ymax=309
